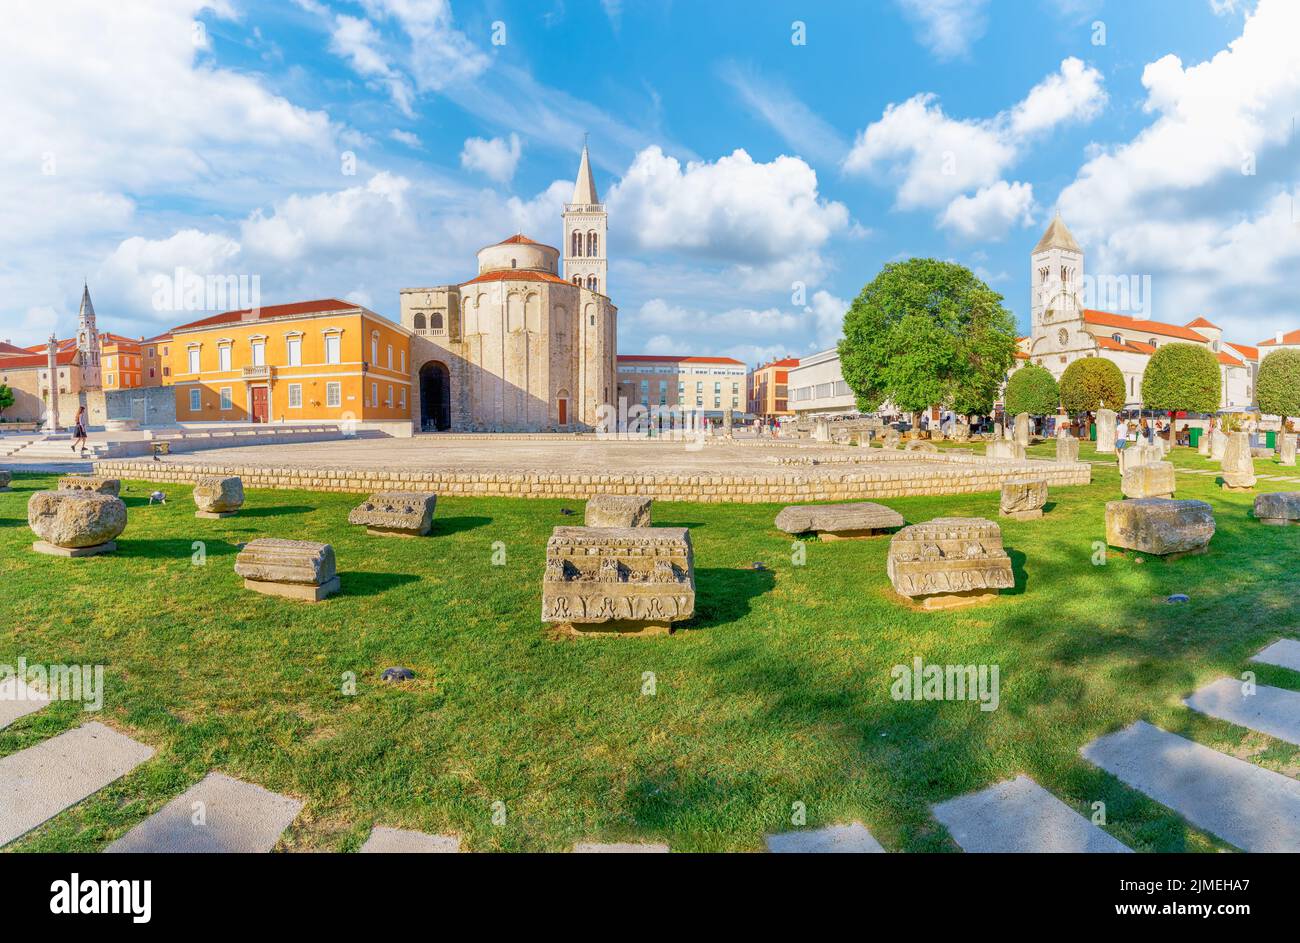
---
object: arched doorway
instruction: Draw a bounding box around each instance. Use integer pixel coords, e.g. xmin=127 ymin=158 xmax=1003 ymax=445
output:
xmin=419 ymin=361 xmax=451 ymax=431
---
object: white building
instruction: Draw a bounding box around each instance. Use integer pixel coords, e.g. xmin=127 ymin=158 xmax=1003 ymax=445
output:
xmin=787 ymin=347 xmax=857 ymax=417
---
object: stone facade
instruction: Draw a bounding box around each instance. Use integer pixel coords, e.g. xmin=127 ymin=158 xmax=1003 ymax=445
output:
xmin=999 ymin=479 xmax=1047 ymax=520
xmin=584 ymin=494 xmax=652 ymax=528
xmin=1254 ymin=492 xmax=1300 ymax=525
xmin=774 ymin=502 xmax=904 ymax=539
xmin=541 ymin=526 xmax=695 ymax=635
xmin=1221 ymin=431 xmax=1257 ymax=491
xmin=1105 ymin=498 xmax=1215 ymax=557
xmin=1121 ymin=461 xmax=1175 ymax=499
xmin=28 ymin=490 xmax=126 ymax=556
xmin=193 ymin=476 xmax=244 ymax=518
xmin=234 ymin=538 xmax=339 ymax=602
xmin=348 ymin=492 xmax=437 ymax=537
xmin=886 ymin=518 xmax=1015 ymax=609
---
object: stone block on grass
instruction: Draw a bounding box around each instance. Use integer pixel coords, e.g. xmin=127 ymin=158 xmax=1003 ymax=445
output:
xmin=56 ymin=474 xmax=120 ymax=496
xmin=0 ymin=469 xmax=10 ymax=492
xmin=886 ymin=518 xmax=1015 ymax=610
xmin=1105 ymin=498 xmax=1214 ymax=557
xmin=1055 ymin=436 xmax=1079 ymax=464
xmin=1221 ymin=432 xmax=1256 ymax=491
xmin=348 ymin=491 xmax=437 ymax=536
xmin=193 ymin=475 xmax=244 ymax=519
xmin=234 ymin=538 xmax=339 ymax=602
xmin=774 ymin=502 xmax=904 ymax=539
xmin=584 ymin=494 xmax=652 ymax=528
xmin=1121 ymin=461 xmax=1175 ymax=499
xmin=28 ymin=490 xmax=126 ymax=557
xmin=1278 ymin=433 xmax=1297 ymax=467
xmin=1253 ymin=492 xmax=1300 ymax=525
xmin=999 ymin=478 xmax=1047 ymax=520
xmin=985 ymin=440 xmax=1025 ymax=461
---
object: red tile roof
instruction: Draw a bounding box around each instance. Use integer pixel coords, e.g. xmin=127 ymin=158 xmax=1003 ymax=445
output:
xmin=170 ymin=298 xmax=359 ymax=333
xmin=617 ymin=354 xmax=746 ymax=365
xmin=1095 ymin=336 xmax=1153 ymax=354
xmin=1186 ymin=317 xmax=1220 ymax=330
xmin=0 ymin=349 xmax=81 ymax=370
xmin=0 ymin=341 xmax=30 ymax=356
xmin=497 ymin=234 xmax=542 ymax=245
xmin=1084 ymin=309 xmax=1210 ymax=342
xmin=1217 ymin=350 xmax=1245 ymax=367
xmin=1259 ymin=329 xmax=1300 ymax=347
xmin=1225 ymin=342 xmax=1258 ymax=361
xmin=461 ymin=269 xmax=571 ymax=287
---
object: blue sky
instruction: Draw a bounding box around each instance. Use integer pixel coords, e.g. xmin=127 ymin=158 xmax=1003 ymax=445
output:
xmin=2 ymin=0 xmax=1297 ymax=363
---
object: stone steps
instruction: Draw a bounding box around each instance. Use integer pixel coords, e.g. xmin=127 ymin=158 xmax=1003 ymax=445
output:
xmin=1082 ymin=720 xmax=1300 ymax=852
xmin=572 ymin=841 xmax=669 ymax=853
xmin=106 ymin=772 xmax=303 ymax=853
xmin=931 ymin=775 xmax=1130 ymax=853
xmin=1252 ymin=639 xmax=1300 ymax=673
xmin=0 ymin=722 xmax=154 ymax=848
xmin=0 ymin=677 xmax=50 ymax=730
xmin=360 ymin=826 xmax=460 ymax=853
xmin=765 ymin=822 xmax=886 ymax=853
xmin=1184 ymin=678 xmax=1300 ymax=746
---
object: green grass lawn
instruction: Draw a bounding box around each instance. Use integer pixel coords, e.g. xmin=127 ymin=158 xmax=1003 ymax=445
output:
xmin=2 ymin=446 xmax=1299 ymax=852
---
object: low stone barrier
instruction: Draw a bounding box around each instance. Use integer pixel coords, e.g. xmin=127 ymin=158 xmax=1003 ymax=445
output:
xmin=96 ymin=454 xmax=1091 ymax=505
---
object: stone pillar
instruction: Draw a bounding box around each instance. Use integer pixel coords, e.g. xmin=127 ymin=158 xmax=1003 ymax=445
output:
xmin=1013 ymin=412 xmax=1030 ymax=448
xmin=723 ymin=408 xmax=733 ymax=438
xmin=1056 ymin=435 xmax=1079 ymax=464
xmin=1210 ymin=428 xmax=1228 ymax=461
xmin=812 ymin=416 xmax=830 ymax=442
xmin=42 ymin=334 xmax=61 ymax=432
xmin=1221 ymin=431 xmax=1257 ymax=491
xmin=1095 ymin=408 xmax=1116 ymax=454
xmin=1279 ymin=432 xmax=1297 ymax=467
xmin=1197 ymin=429 xmax=1211 ymax=456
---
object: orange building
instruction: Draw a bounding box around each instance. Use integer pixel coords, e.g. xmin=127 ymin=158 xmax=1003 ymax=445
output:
xmin=100 ymin=333 xmax=145 ymax=390
xmin=746 ymin=357 xmax=800 ymax=420
xmin=170 ymin=299 xmax=412 ymax=424
xmin=141 ymin=332 xmax=173 ymax=387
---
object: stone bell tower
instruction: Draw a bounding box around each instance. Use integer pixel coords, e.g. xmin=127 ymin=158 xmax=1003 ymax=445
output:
xmin=562 ymin=143 xmax=608 ymax=296
xmin=75 ymin=282 xmax=102 ymax=390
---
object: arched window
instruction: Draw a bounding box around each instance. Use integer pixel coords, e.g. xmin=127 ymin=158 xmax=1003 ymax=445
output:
xmin=511 ymin=258 xmax=517 ymax=268
xmin=587 ymin=231 xmax=598 ymax=256
xmin=413 ymin=313 xmax=426 ymax=331
xmin=587 ymin=275 xmax=597 ymax=292
xmin=431 ymin=313 xmax=444 ymax=330
xmin=1112 ymin=333 xmax=1122 ymax=343
xmin=572 ymin=275 xmax=581 ymax=286
xmin=1148 ymin=337 xmax=1158 ymax=347
xmin=571 ymin=231 xmax=582 ymax=257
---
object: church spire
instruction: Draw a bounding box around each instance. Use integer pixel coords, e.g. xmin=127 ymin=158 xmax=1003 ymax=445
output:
xmin=571 ymin=142 xmax=600 ymax=205
xmin=1033 ymin=212 xmax=1081 ymax=254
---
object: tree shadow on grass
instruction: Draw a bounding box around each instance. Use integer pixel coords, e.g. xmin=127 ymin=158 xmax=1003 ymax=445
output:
xmin=237 ymin=505 xmax=317 ymax=518
xmin=1003 ymin=547 xmax=1029 ymax=596
xmin=432 ymin=515 xmax=492 ymax=536
xmin=116 ymin=538 xmax=240 ymax=561
xmin=337 ymin=571 xmax=422 ymax=597
xmin=684 ymin=566 xmax=776 ymax=631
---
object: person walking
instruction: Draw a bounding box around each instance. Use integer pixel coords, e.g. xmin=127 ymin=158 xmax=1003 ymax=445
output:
xmin=70 ymin=405 xmax=89 ymax=457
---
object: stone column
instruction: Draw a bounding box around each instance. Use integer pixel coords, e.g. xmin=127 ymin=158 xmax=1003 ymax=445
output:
xmin=1221 ymin=431 xmax=1256 ymax=490
xmin=43 ymin=334 xmax=60 ymax=432
xmin=1095 ymin=408 xmax=1116 ymax=454
xmin=1278 ymin=432 xmax=1296 ymax=467
xmin=1013 ymin=412 xmax=1030 ymax=447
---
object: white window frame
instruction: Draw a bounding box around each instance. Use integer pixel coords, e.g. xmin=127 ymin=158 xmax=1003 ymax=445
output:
xmin=325 ymin=333 xmax=341 ymax=365
xmin=326 ymin=382 xmax=341 ymax=407
xmin=219 ymin=387 xmax=232 ymax=411
xmin=189 ymin=388 xmax=201 ymax=411
xmin=187 ymin=347 xmax=200 ymax=374
xmin=286 ymin=336 xmax=302 ymax=367
xmin=218 ymin=345 xmax=232 ymax=372
xmin=251 ymin=340 xmax=266 ymax=367
xmin=287 ymin=383 xmax=302 ymax=409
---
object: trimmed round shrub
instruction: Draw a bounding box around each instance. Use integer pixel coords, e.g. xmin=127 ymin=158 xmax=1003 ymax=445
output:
xmin=1059 ymin=357 xmax=1125 ymax=413
xmin=1142 ymin=343 xmax=1220 ymax=414
xmin=1004 ymin=363 xmax=1059 ymax=415
xmin=1256 ymin=348 xmax=1300 ymax=422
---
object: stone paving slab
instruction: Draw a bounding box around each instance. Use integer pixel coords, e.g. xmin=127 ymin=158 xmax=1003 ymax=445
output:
xmin=1252 ymin=639 xmax=1300 ymax=673
xmin=1185 ymin=678 xmax=1300 ymax=746
xmin=572 ymin=841 xmax=669 ymax=853
xmin=0 ymin=722 xmax=154 ymax=847
xmin=106 ymin=772 xmax=302 ymax=853
xmin=360 ymin=826 xmax=460 ymax=853
xmin=765 ymin=822 xmax=886 ymax=853
xmin=0 ymin=677 xmax=50 ymax=730
xmin=931 ymin=775 xmax=1130 ymax=853
xmin=1081 ymin=720 xmax=1300 ymax=852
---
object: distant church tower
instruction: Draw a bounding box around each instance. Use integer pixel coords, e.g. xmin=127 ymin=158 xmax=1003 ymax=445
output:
xmin=1030 ymin=212 xmax=1084 ymax=331
xmin=76 ymin=282 xmax=102 ymax=390
xmin=562 ymin=143 xmax=608 ymax=295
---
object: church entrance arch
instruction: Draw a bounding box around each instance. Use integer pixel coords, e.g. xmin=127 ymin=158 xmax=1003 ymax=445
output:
xmin=419 ymin=360 xmax=451 ymax=431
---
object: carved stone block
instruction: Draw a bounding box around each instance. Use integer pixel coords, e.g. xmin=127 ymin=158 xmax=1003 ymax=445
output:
xmin=57 ymin=475 xmax=120 ymax=497
xmin=774 ymin=502 xmax=904 ymax=539
xmin=348 ymin=492 xmax=437 ymax=536
xmin=1105 ymin=498 xmax=1214 ymax=557
xmin=584 ymin=494 xmax=652 ymax=528
xmin=887 ymin=518 xmax=1015 ymax=610
xmin=999 ymin=479 xmax=1047 ymax=520
xmin=234 ymin=538 xmax=339 ymax=602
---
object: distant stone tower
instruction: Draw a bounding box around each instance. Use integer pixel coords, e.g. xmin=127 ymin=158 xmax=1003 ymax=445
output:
xmin=75 ymin=282 xmax=102 ymax=390
xmin=1030 ymin=213 xmax=1084 ymax=332
xmin=562 ymin=144 xmax=608 ymax=296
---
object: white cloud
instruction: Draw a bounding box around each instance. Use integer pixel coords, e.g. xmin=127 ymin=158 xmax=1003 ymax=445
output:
xmin=939 ymin=181 xmax=1036 ymax=240
xmin=360 ymin=0 xmax=489 ymax=93
xmin=609 ymin=147 xmax=850 ymax=265
xmin=845 ymin=57 xmax=1103 ymax=238
xmin=390 ymin=129 xmax=422 ymax=148
xmin=460 ymin=133 xmax=523 ymax=183
xmin=718 ymin=62 xmax=847 ymax=165
xmin=895 ymin=0 xmax=989 ymax=60
xmin=330 ymin=13 xmax=415 ymax=116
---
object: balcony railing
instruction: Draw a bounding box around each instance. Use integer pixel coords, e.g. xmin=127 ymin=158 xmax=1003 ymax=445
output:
xmin=242 ymin=364 xmax=271 ymax=380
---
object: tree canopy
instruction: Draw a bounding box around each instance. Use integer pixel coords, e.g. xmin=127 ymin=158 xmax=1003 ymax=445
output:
xmin=1141 ymin=343 xmax=1221 ymax=414
xmin=838 ymin=258 xmax=1018 ymax=416
xmin=1004 ymin=364 xmax=1059 ymax=416
xmin=0 ymin=384 xmax=13 ymax=417
xmin=1255 ymin=349 xmax=1300 ymax=421
xmin=1059 ymin=357 xmax=1125 ymax=413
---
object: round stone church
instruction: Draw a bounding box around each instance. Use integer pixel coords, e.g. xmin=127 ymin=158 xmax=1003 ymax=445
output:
xmin=400 ymin=146 xmax=617 ymax=432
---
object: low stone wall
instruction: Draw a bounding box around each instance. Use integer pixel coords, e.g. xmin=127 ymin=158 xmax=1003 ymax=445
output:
xmin=95 ymin=456 xmax=1091 ymax=504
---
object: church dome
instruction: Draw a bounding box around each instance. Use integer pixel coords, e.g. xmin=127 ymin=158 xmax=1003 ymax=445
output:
xmin=476 ymin=234 xmax=560 ymax=277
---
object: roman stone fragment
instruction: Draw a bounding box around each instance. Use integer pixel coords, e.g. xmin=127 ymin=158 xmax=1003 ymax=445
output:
xmin=1105 ymin=498 xmax=1215 ymax=557
xmin=886 ymin=517 xmax=1015 ymax=610
xmin=348 ymin=491 xmax=437 ymax=536
xmin=56 ymin=475 xmax=120 ymax=497
xmin=584 ymin=494 xmax=652 ymax=528
xmin=1121 ymin=460 xmax=1175 ymax=500
xmin=1279 ymin=433 xmax=1296 ymax=467
xmin=28 ymin=490 xmax=126 ymax=557
xmin=1055 ymin=435 xmax=1079 ymax=464
xmin=1013 ymin=412 xmax=1031 ymax=448
xmin=774 ymin=501 xmax=905 ymax=540
xmin=882 ymin=429 xmax=901 ymax=450
xmin=1210 ymin=428 xmax=1228 ymax=461
xmin=234 ymin=538 xmax=339 ymax=602
xmin=1221 ymin=431 xmax=1257 ymax=491
xmin=1254 ymin=492 xmax=1300 ymax=526
xmin=193 ymin=475 xmax=245 ymax=519
xmin=542 ymin=526 xmax=694 ymax=635
xmin=999 ymin=478 xmax=1047 ymax=520
xmin=985 ymin=440 xmax=1025 ymax=461
xmin=1095 ymin=408 xmax=1116 ymax=454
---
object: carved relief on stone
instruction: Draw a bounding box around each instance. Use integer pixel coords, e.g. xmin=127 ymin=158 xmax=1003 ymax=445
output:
xmin=886 ymin=517 xmax=1015 ymax=609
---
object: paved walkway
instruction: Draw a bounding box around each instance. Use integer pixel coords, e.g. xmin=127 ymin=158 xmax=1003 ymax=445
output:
xmin=932 ymin=775 xmax=1130 ymax=853
xmin=0 ymin=677 xmax=50 ymax=730
xmin=1185 ymin=678 xmax=1300 ymax=747
xmin=1253 ymin=639 xmax=1300 ymax=672
xmin=765 ymin=822 xmax=886 ymax=853
xmin=360 ymin=827 xmax=460 ymax=853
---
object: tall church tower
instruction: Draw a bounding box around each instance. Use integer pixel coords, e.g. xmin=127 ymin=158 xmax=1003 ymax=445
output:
xmin=75 ymin=282 xmax=102 ymax=390
xmin=562 ymin=144 xmax=608 ymax=295
xmin=1029 ymin=212 xmax=1084 ymax=334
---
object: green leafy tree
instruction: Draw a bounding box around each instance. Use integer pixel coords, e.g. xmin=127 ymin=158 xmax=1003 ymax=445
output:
xmin=0 ymin=384 xmax=13 ymax=419
xmin=1142 ymin=343 xmax=1221 ymax=416
xmin=1256 ymin=349 xmax=1300 ymax=431
xmin=1059 ymin=357 xmax=1125 ymax=413
xmin=1004 ymin=363 xmax=1059 ymax=416
xmin=838 ymin=259 xmax=1017 ymax=421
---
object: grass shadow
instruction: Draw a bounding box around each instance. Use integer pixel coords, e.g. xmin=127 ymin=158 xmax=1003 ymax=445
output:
xmin=432 ymin=515 xmax=493 ymax=536
xmin=685 ymin=566 xmax=776 ymax=630
xmin=116 ymin=538 xmax=241 ymax=561
xmin=238 ymin=505 xmax=317 ymax=518
xmin=1004 ymin=547 xmax=1029 ymax=596
xmin=337 ymin=571 xmax=422 ymax=597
